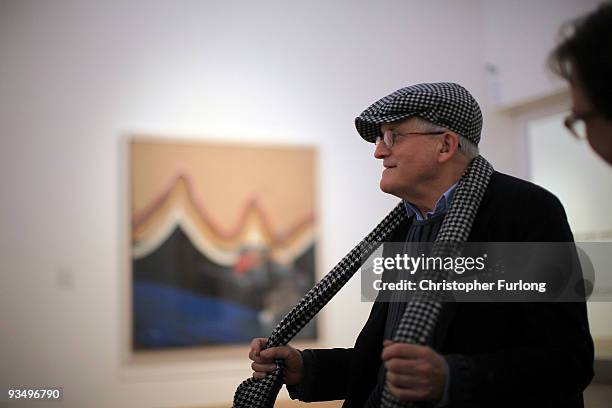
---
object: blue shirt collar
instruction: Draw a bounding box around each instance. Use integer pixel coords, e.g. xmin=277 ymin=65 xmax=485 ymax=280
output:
xmin=403 ymin=182 xmax=458 ymax=221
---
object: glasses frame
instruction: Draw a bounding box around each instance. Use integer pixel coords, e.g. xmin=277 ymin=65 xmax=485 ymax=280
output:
xmin=375 ymin=129 xmax=446 ymax=149
xmin=564 ymin=109 xmax=598 ymax=140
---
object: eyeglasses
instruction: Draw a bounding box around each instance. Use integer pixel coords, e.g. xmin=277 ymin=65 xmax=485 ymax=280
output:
xmin=564 ymin=109 xmax=598 ymax=140
xmin=375 ymin=129 xmax=446 ymax=149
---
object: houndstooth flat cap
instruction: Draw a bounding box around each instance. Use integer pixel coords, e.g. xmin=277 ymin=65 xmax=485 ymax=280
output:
xmin=355 ymin=82 xmax=483 ymax=145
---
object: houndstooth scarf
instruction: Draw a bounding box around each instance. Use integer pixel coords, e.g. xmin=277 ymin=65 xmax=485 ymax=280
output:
xmin=233 ymin=155 xmax=494 ymax=408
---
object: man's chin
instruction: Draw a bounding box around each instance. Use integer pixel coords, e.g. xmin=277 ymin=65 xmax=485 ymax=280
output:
xmin=380 ymin=179 xmax=412 ymax=201
xmin=379 ymin=180 xmax=398 ymax=197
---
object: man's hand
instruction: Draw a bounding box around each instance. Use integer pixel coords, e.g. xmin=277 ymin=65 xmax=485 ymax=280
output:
xmin=381 ymin=340 xmax=447 ymax=402
xmin=249 ymin=338 xmax=304 ymax=385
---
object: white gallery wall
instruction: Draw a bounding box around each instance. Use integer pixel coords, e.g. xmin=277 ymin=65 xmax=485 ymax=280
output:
xmin=481 ymin=0 xmax=601 ymax=108
xmin=528 ymin=112 xmax=612 ymax=339
xmin=0 ymin=1 xmax=605 ymax=407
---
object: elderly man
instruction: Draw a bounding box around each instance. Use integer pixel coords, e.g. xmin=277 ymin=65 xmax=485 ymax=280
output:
xmin=249 ymin=83 xmax=593 ymax=407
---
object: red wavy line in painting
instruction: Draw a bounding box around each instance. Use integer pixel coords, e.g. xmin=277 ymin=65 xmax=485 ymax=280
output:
xmin=132 ymin=173 xmax=315 ymax=247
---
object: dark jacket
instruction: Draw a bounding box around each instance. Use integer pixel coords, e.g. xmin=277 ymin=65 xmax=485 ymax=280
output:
xmin=290 ymin=172 xmax=594 ymax=408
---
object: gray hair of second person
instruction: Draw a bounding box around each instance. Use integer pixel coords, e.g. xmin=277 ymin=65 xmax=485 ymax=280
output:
xmin=410 ymin=116 xmax=480 ymax=160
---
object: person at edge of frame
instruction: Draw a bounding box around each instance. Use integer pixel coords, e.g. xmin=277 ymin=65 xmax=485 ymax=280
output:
xmin=550 ymin=1 xmax=612 ymax=165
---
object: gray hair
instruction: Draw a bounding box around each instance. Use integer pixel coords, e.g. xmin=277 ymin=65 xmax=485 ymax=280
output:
xmin=411 ymin=117 xmax=480 ymax=160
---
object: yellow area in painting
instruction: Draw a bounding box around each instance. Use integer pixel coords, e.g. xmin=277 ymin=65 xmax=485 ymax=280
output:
xmin=132 ymin=174 xmax=314 ymax=252
xmin=130 ymin=138 xmax=316 ymax=245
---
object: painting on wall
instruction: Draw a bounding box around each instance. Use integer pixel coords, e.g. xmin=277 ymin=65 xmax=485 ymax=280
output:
xmin=129 ymin=138 xmax=317 ymax=350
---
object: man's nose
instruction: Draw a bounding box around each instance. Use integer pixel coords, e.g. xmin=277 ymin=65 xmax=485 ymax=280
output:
xmin=374 ymin=140 xmax=390 ymax=159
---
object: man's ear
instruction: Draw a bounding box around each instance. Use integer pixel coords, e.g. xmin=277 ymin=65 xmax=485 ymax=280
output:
xmin=438 ymin=132 xmax=459 ymax=163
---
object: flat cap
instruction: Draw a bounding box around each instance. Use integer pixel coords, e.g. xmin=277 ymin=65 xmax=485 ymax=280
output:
xmin=355 ymin=82 xmax=483 ymax=145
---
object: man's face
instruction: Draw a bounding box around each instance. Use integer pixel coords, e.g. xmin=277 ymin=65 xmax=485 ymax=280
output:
xmin=570 ymin=84 xmax=612 ymax=165
xmin=374 ymin=118 xmax=443 ymax=200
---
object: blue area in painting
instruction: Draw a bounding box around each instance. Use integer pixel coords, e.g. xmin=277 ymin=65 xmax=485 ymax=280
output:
xmin=132 ymin=226 xmax=317 ymax=349
xmin=134 ymin=281 xmax=262 ymax=347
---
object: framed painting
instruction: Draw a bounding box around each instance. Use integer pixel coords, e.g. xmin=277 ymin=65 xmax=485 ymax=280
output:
xmin=129 ymin=137 xmax=317 ymax=350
